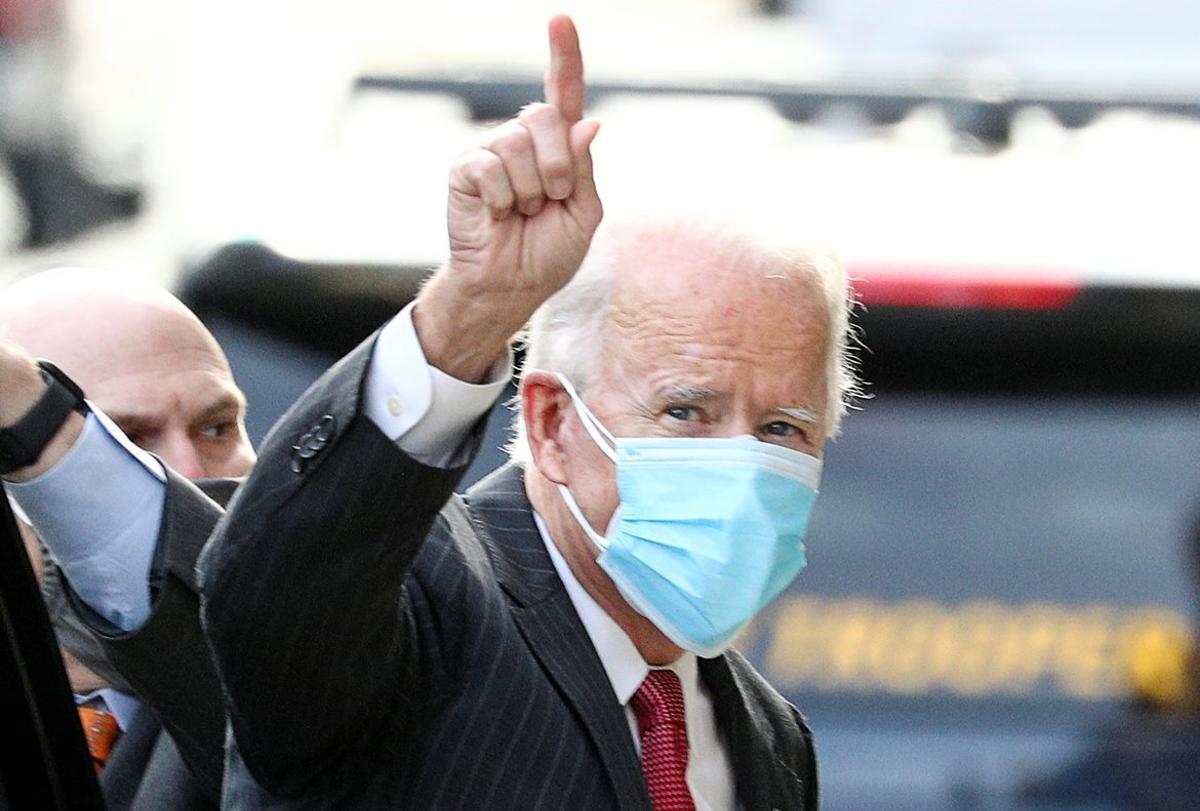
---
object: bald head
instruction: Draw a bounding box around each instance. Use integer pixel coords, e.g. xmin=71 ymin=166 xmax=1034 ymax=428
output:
xmin=0 ymin=268 xmax=255 ymax=479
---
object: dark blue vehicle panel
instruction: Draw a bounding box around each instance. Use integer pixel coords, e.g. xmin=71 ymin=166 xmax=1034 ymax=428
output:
xmin=748 ymin=390 xmax=1200 ymax=808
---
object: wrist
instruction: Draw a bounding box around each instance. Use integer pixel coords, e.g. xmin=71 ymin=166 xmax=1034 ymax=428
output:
xmin=1 ymin=359 xmax=89 ymax=483
xmin=0 ymin=355 xmax=48 ymax=427
xmin=2 ymin=411 xmax=85 ymax=483
xmin=413 ymin=273 xmax=527 ymax=383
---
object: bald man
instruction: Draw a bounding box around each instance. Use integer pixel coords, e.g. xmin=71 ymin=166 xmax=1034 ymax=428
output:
xmin=0 ymin=267 xmax=254 ymax=809
xmin=0 ymin=268 xmax=254 ymax=480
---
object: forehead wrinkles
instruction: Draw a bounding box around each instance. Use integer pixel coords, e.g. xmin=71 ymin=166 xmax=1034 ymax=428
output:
xmin=607 ymin=274 xmax=828 ymax=359
xmin=596 ymin=270 xmax=832 ymax=425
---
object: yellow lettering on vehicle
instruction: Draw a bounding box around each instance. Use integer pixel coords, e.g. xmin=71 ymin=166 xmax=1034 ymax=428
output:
xmin=762 ymin=596 xmax=1194 ymax=701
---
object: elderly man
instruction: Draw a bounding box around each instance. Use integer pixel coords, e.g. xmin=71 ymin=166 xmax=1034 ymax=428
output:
xmin=198 ymin=17 xmax=853 ymax=810
xmin=0 ymin=267 xmax=254 ymax=808
xmin=0 ymin=16 xmax=855 ymax=810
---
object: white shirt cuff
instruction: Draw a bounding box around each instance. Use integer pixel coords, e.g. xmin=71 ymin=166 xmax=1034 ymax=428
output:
xmin=364 ymin=301 xmax=512 ymax=468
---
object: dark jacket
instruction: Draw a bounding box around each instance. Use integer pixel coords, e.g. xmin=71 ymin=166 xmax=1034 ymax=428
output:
xmin=98 ymin=703 xmax=211 ymax=811
xmin=199 ymin=336 xmax=819 ymax=810
xmin=43 ymin=477 xmax=238 ymax=808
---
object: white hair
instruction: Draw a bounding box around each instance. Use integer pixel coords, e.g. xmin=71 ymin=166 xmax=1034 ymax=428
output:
xmin=507 ymin=213 xmax=862 ymax=463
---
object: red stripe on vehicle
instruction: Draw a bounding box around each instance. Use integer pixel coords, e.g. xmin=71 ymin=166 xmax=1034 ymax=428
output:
xmin=850 ymin=267 xmax=1084 ymax=310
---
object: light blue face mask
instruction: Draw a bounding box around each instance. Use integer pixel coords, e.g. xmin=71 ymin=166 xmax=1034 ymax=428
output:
xmin=555 ymin=376 xmax=822 ymax=658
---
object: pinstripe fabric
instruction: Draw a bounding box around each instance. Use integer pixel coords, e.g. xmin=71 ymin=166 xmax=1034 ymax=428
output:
xmin=200 ymin=335 xmax=818 ymax=810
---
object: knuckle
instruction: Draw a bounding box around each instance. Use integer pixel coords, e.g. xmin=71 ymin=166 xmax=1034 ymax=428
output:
xmin=541 ymin=156 xmax=573 ymax=180
xmin=486 ymin=123 xmax=531 ymax=158
xmin=512 ymin=181 xmax=543 ymax=204
xmin=453 ymin=147 xmax=485 ymax=172
xmin=449 ymin=149 xmax=473 ymax=176
xmin=518 ymin=102 xmax=559 ymax=128
xmin=485 ymin=189 xmax=513 ymax=213
xmin=483 ymin=166 xmax=512 ymax=194
xmin=461 ymin=149 xmax=503 ymax=183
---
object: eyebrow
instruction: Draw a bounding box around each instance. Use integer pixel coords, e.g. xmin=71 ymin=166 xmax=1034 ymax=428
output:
xmin=657 ymin=384 xmax=717 ymax=402
xmin=656 ymin=385 xmax=822 ymax=425
xmin=107 ymin=390 xmax=245 ymax=432
xmin=192 ymin=392 xmax=246 ymax=425
xmin=776 ymin=406 xmax=821 ymax=425
xmin=106 ymin=412 xmax=161 ymax=435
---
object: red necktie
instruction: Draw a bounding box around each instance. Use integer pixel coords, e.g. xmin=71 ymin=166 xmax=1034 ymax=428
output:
xmin=78 ymin=705 xmax=120 ymax=773
xmin=630 ymin=669 xmax=696 ymax=811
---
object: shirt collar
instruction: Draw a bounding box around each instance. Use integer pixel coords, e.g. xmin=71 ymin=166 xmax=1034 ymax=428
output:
xmin=75 ymin=687 xmax=141 ymax=732
xmin=532 ymin=510 xmax=698 ymax=705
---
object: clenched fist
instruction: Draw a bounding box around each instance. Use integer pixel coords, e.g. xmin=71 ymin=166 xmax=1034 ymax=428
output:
xmin=415 ymin=16 xmax=603 ymax=383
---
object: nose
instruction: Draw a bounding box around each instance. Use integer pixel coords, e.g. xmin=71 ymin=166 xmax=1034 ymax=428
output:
xmin=157 ymin=429 xmax=208 ymax=480
xmin=725 ymin=416 xmax=759 ymax=439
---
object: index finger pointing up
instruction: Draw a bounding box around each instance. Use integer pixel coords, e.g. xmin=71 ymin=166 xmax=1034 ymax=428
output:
xmin=544 ymin=15 xmax=585 ymax=124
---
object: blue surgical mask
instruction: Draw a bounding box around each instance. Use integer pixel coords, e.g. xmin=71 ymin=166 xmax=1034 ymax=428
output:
xmin=554 ymin=376 xmax=822 ymax=657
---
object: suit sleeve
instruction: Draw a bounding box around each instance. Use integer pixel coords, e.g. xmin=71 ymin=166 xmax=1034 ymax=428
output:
xmin=198 ymin=333 xmax=479 ymax=797
xmin=46 ymin=471 xmax=233 ymax=804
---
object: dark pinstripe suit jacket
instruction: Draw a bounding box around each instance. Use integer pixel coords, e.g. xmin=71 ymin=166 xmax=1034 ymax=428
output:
xmin=199 ymin=336 xmax=819 ymax=810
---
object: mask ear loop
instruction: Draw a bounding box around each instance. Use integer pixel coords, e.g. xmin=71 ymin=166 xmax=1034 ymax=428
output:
xmin=553 ymin=374 xmax=620 ymax=552
xmin=556 ymin=374 xmax=618 ymax=463
xmin=556 ymin=483 xmax=610 ymax=551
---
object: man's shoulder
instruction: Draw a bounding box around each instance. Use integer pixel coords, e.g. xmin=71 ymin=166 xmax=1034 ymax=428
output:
xmin=419 ymin=462 xmax=534 ymax=588
xmin=416 ymin=468 xmax=530 ymax=594
xmin=420 ymin=492 xmax=494 ymax=580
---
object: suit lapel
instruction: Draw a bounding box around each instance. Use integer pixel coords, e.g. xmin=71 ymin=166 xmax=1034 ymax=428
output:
xmin=700 ymin=654 xmax=806 ymax=811
xmin=465 ymin=465 xmax=651 ymax=811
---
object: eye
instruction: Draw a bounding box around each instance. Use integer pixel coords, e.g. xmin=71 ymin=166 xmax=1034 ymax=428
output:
xmin=665 ymin=405 xmax=700 ymax=422
xmin=199 ymin=422 xmax=235 ymax=440
xmin=762 ymin=421 xmax=801 ymax=438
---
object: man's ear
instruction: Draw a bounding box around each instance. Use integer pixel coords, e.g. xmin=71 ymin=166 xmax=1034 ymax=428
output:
xmin=521 ymin=370 xmax=570 ymax=485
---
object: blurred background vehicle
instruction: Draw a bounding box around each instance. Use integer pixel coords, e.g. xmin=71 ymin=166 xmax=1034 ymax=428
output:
xmin=746 ymin=271 xmax=1200 ymax=809
xmin=179 ymin=242 xmax=1200 ymax=810
xmin=3 ymin=1 xmax=1200 ymax=807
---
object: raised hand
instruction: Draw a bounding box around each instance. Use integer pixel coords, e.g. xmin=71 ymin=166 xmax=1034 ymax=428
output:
xmin=415 ymin=15 xmax=603 ymax=382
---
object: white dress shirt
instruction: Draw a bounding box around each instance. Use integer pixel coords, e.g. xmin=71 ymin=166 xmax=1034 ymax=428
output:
xmin=534 ymin=512 xmax=738 ymax=811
